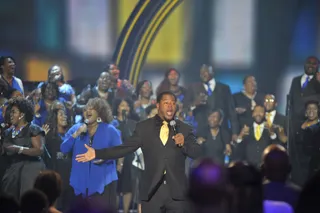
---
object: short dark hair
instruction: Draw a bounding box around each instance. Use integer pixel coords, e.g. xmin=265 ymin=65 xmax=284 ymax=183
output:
xmin=104 ymin=62 xmax=118 ymax=72
xmin=34 ymin=170 xmax=62 ymax=207
xmin=262 ymin=148 xmax=290 ymax=182
xmin=243 ymin=75 xmax=254 ymax=85
xmin=0 ymin=194 xmax=19 ymax=213
xmin=20 ymin=189 xmax=48 ymax=213
xmin=86 ymin=97 xmax=113 ymax=123
xmin=156 ymin=91 xmax=177 ymax=103
xmin=306 ymin=56 xmax=320 ymax=63
xmin=253 ymin=105 xmax=265 ymax=112
xmin=9 ymin=97 xmax=34 ymax=123
xmin=8 ymin=88 xmax=20 ymax=98
xmin=305 ymin=100 xmax=319 ymax=110
xmin=208 ymin=109 xmax=224 ymax=121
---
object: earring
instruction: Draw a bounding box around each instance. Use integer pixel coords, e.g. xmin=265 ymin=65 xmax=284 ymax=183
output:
xmin=97 ymin=117 xmax=102 ymax=123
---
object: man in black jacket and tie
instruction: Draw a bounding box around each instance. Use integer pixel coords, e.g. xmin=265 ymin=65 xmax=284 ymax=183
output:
xmin=264 ymin=94 xmax=288 ymax=145
xmin=236 ymin=105 xmax=278 ymax=166
xmin=184 ymin=64 xmax=239 ymax=141
xmin=75 ymin=91 xmax=202 ymax=213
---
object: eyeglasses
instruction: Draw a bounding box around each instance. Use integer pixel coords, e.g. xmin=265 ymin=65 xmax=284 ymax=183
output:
xmin=264 ymin=99 xmax=275 ymax=103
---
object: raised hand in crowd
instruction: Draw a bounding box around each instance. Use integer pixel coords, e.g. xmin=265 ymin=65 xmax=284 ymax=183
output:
xmin=265 ymin=122 xmax=276 ymax=136
xmin=193 ymin=93 xmax=207 ymax=106
xmin=238 ymin=125 xmax=250 ymax=140
xmin=225 ymin=144 xmax=232 ymax=156
xmin=196 ymin=137 xmax=206 ymax=145
xmin=65 ymin=101 xmax=73 ymax=110
xmin=235 ymin=107 xmax=246 ymax=114
xmin=42 ymin=124 xmax=50 ymax=135
xmin=134 ymin=100 xmax=142 ymax=110
xmin=278 ymin=126 xmax=288 ymax=143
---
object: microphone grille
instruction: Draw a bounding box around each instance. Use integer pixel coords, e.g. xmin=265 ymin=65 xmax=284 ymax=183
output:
xmin=84 ymin=119 xmax=89 ymax=124
xmin=169 ymin=120 xmax=176 ymax=127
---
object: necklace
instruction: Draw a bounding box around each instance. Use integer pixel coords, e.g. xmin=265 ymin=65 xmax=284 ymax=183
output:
xmin=12 ymin=125 xmax=26 ymax=138
xmin=211 ymin=129 xmax=219 ymax=140
xmin=97 ymin=87 xmax=108 ymax=99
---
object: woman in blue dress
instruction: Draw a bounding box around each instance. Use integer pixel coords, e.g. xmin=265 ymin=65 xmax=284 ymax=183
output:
xmin=61 ymin=97 xmax=121 ymax=208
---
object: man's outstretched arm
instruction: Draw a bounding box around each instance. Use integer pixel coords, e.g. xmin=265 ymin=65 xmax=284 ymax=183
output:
xmin=76 ymin=125 xmax=142 ymax=162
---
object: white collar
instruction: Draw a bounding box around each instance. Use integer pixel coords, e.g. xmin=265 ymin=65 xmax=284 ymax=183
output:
xmin=204 ymin=78 xmax=216 ymax=85
xmin=203 ymin=78 xmax=216 ymax=91
xmin=254 ymin=122 xmax=264 ymax=128
xmin=266 ymin=110 xmax=276 ymax=116
xmin=302 ymin=73 xmax=313 ymax=80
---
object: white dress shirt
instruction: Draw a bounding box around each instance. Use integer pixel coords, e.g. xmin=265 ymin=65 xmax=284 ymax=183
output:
xmin=301 ymin=74 xmax=313 ymax=87
xmin=203 ymin=78 xmax=216 ymax=93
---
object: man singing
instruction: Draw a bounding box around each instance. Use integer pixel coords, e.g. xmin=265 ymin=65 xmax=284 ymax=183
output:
xmin=76 ymin=91 xmax=201 ymax=213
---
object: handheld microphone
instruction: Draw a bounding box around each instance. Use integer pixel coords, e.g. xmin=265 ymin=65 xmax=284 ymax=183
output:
xmin=170 ymin=120 xmax=177 ymax=134
xmin=80 ymin=119 xmax=89 ymax=136
xmin=170 ymin=120 xmax=182 ymax=147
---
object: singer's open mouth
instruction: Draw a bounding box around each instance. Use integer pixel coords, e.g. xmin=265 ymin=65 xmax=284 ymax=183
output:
xmin=166 ymin=111 xmax=173 ymax=116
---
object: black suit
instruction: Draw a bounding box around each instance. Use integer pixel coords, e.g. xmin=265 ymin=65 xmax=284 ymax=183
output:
xmin=289 ymin=75 xmax=320 ymax=185
xmin=94 ymin=115 xmax=201 ymax=213
xmin=237 ymin=125 xmax=277 ymax=167
xmin=184 ymin=81 xmax=239 ymax=135
xmin=272 ymin=112 xmax=288 ymax=146
xmin=302 ymin=122 xmax=320 ymax=178
xmin=289 ymin=75 xmax=320 ymax=127
xmin=273 ymin=112 xmax=287 ymax=129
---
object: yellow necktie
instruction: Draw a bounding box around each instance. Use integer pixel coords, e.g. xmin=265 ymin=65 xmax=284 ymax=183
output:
xmin=160 ymin=121 xmax=169 ymax=174
xmin=266 ymin=113 xmax=272 ymax=127
xmin=255 ymin=125 xmax=261 ymax=141
xmin=160 ymin=121 xmax=169 ymax=145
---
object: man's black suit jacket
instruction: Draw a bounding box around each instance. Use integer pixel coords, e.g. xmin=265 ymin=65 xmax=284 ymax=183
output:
xmin=289 ymin=75 xmax=320 ymax=124
xmin=273 ymin=112 xmax=287 ymax=129
xmin=237 ymin=125 xmax=277 ymax=167
xmin=273 ymin=112 xmax=288 ymax=145
xmin=184 ymin=81 xmax=239 ymax=135
xmin=95 ymin=115 xmax=202 ymax=201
